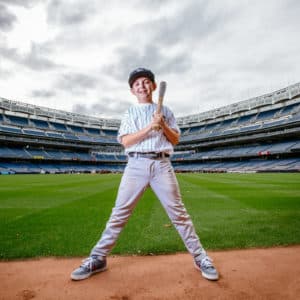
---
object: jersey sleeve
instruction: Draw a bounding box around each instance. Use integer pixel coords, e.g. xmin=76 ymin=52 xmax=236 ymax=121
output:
xmin=164 ymin=106 xmax=181 ymax=134
xmin=117 ymin=108 xmax=134 ymax=143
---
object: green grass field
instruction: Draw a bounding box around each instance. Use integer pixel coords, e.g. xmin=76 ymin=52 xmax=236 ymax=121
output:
xmin=0 ymin=173 xmax=299 ymax=259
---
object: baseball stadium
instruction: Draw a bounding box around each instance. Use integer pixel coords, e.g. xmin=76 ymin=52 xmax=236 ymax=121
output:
xmin=1 ymin=83 xmax=300 ymax=299
xmin=1 ymin=82 xmax=300 ymax=174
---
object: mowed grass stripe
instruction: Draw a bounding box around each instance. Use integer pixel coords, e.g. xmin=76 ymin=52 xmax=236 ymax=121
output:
xmin=177 ymin=174 xmax=257 ymax=249
xmin=177 ymin=173 xmax=300 ymax=249
xmin=0 ymin=173 xmax=299 ymax=259
xmin=0 ymin=174 xmax=120 ymax=258
xmin=0 ymin=174 xmax=118 ymax=209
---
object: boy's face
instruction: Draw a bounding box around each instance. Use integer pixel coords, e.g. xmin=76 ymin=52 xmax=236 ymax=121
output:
xmin=130 ymin=76 xmax=157 ymax=103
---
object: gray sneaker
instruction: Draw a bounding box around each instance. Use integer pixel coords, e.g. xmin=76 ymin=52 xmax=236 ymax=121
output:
xmin=194 ymin=256 xmax=219 ymax=281
xmin=71 ymin=256 xmax=107 ymax=281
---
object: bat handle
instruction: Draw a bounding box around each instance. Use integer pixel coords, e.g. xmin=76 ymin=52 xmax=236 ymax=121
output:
xmin=152 ymin=124 xmax=161 ymax=131
xmin=152 ymin=109 xmax=162 ymax=131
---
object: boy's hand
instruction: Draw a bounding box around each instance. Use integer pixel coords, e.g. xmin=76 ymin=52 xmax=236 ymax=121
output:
xmin=151 ymin=112 xmax=164 ymax=130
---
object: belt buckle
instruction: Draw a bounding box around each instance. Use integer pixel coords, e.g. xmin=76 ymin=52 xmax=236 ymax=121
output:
xmin=154 ymin=152 xmax=167 ymax=159
xmin=150 ymin=152 xmax=161 ymax=159
xmin=160 ymin=152 xmax=168 ymax=158
xmin=154 ymin=152 xmax=166 ymax=159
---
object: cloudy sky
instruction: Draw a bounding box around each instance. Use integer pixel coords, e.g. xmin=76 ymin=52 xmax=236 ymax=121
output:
xmin=1 ymin=0 xmax=300 ymax=119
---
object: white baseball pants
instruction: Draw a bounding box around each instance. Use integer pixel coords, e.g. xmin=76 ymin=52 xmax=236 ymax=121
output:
xmin=90 ymin=157 xmax=206 ymax=261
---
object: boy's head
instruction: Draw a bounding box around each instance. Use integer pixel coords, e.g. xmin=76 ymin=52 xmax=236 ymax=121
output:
xmin=128 ymin=68 xmax=155 ymax=87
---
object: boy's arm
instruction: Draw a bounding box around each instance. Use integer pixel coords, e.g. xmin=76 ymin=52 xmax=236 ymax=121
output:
xmin=120 ymin=124 xmax=152 ymax=148
xmin=153 ymin=112 xmax=180 ymax=146
xmin=161 ymin=121 xmax=180 ymax=145
xmin=120 ymin=112 xmax=180 ymax=148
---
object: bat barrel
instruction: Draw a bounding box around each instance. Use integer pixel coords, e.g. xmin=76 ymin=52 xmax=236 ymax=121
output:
xmin=153 ymin=81 xmax=167 ymax=129
xmin=158 ymin=81 xmax=167 ymax=98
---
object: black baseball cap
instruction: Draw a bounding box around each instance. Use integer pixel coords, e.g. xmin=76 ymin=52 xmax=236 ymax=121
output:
xmin=128 ymin=67 xmax=155 ymax=87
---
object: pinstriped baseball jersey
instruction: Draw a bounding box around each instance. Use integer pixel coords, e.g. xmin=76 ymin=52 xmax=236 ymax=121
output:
xmin=117 ymin=102 xmax=180 ymax=154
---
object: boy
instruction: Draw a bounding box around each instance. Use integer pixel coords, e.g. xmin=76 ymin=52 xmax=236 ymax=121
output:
xmin=71 ymin=67 xmax=219 ymax=281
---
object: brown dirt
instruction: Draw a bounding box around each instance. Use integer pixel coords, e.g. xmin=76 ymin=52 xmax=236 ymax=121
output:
xmin=1 ymin=246 xmax=299 ymax=300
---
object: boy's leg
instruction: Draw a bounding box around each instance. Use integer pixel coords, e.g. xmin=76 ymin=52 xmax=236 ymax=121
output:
xmin=149 ymin=159 xmax=206 ymax=260
xmin=71 ymin=158 xmax=150 ymax=280
xmin=150 ymin=159 xmax=219 ymax=280
xmin=90 ymin=157 xmax=150 ymax=258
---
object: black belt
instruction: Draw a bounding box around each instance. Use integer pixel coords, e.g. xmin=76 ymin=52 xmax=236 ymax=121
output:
xmin=128 ymin=152 xmax=170 ymax=159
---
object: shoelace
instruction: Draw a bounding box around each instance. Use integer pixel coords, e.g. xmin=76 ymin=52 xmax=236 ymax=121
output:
xmin=200 ymin=256 xmax=214 ymax=269
xmin=80 ymin=257 xmax=93 ymax=271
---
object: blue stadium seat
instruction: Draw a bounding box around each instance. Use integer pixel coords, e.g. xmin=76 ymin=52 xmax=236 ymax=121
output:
xmin=68 ymin=125 xmax=84 ymax=133
xmin=23 ymin=129 xmax=46 ymax=136
xmin=63 ymin=133 xmax=79 ymax=140
xmin=30 ymin=119 xmax=49 ymax=129
xmin=188 ymin=126 xmax=203 ymax=134
xmin=46 ymin=132 xmax=64 ymax=138
xmin=0 ymin=146 xmax=16 ymax=157
xmin=204 ymin=122 xmax=219 ymax=132
xmin=86 ymin=127 xmax=101 ymax=135
xmin=239 ymin=124 xmax=261 ymax=132
xmin=261 ymin=119 xmax=286 ymax=129
xmin=236 ymin=114 xmax=256 ymax=124
xmin=49 ymin=122 xmax=67 ymax=131
xmin=266 ymin=141 xmax=297 ymax=153
xmin=78 ymin=135 xmax=94 ymax=142
xmin=219 ymin=118 xmax=237 ymax=130
xmin=6 ymin=115 xmax=29 ymax=126
xmin=25 ymin=148 xmax=50 ymax=159
xmin=280 ymin=102 xmax=300 ymax=115
xmin=0 ymin=125 xmax=22 ymax=134
xmin=256 ymin=108 xmax=281 ymax=120
xmin=102 ymin=129 xmax=118 ymax=136
xmin=223 ymin=128 xmax=240 ymax=135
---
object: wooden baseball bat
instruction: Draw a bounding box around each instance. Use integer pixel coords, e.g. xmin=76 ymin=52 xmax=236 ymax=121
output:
xmin=153 ymin=81 xmax=167 ymax=130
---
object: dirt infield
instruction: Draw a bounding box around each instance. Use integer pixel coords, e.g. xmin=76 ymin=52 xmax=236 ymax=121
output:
xmin=1 ymin=246 xmax=299 ymax=300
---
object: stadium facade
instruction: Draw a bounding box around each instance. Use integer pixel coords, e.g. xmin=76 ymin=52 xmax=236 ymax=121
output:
xmin=0 ymin=82 xmax=300 ymax=174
